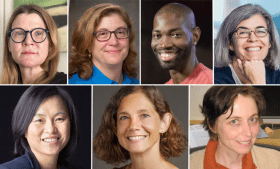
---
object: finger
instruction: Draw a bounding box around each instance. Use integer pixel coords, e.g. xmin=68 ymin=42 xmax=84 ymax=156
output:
xmin=237 ymin=59 xmax=245 ymax=75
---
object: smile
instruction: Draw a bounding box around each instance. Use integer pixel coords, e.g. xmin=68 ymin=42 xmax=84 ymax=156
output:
xmin=245 ymin=47 xmax=261 ymax=51
xmin=160 ymin=53 xmax=176 ymax=58
xmin=237 ymin=140 xmax=250 ymax=145
xmin=106 ymin=50 xmax=121 ymax=54
xmin=127 ymin=136 xmax=146 ymax=141
xmin=42 ymin=137 xmax=60 ymax=143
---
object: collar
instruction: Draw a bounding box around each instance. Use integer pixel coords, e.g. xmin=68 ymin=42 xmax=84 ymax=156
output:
xmin=204 ymin=140 xmax=256 ymax=169
xmin=92 ymin=66 xmax=132 ymax=84
xmin=24 ymin=151 xmax=40 ymax=169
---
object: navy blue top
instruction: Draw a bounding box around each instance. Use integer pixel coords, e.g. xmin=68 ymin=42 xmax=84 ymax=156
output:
xmin=69 ymin=66 xmax=139 ymax=84
xmin=214 ymin=66 xmax=280 ymax=84
xmin=0 ymin=151 xmax=81 ymax=169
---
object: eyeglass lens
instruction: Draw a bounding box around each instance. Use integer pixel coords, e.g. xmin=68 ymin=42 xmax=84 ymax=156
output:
xmin=11 ymin=28 xmax=48 ymax=43
xmin=237 ymin=28 xmax=268 ymax=38
xmin=96 ymin=28 xmax=129 ymax=41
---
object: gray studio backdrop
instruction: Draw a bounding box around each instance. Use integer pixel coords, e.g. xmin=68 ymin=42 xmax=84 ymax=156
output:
xmin=92 ymin=86 xmax=189 ymax=168
xmin=69 ymin=0 xmax=140 ymax=80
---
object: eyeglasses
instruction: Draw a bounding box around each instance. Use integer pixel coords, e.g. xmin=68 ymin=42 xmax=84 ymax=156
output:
xmin=9 ymin=28 xmax=49 ymax=43
xmin=93 ymin=28 xmax=130 ymax=42
xmin=232 ymin=27 xmax=269 ymax=38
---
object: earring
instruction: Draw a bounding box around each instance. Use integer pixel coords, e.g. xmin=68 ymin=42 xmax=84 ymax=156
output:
xmin=88 ymin=53 xmax=92 ymax=58
xmin=194 ymin=42 xmax=197 ymax=45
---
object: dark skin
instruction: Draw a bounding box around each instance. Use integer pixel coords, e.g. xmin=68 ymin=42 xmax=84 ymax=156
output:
xmin=151 ymin=3 xmax=201 ymax=84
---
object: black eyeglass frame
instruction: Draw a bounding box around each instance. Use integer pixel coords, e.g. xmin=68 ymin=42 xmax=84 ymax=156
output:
xmin=230 ymin=27 xmax=270 ymax=39
xmin=9 ymin=28 xmax=49 ymax=43
xmin=93 ymin=28 xmax=130 ymax=42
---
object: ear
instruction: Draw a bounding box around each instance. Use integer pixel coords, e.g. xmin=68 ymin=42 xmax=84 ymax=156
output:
xmin=8 ymin=39 xmax=11 ymax=52
xmin=192 ymin=27 xmax=201 ymax=46
xmin=207 ymin=118 xmax=216 ymax=133
xmin=159 ymin=113 xmax=172 ymax=134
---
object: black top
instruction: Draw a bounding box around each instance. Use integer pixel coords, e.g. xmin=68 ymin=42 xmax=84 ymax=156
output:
xmin=49 ymin=72 xmax=67 ymax=84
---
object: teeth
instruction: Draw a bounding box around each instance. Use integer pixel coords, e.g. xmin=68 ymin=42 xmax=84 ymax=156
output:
xmin=43 ymin=138 xmax=58 ymax=142
xmin=128 ymin=136 xmax=146 ymax=141
xmin=238 ymin=141 xmax=250 ymax=144
xmin=160 ymin=53 xmax=175 ymax=58
xmin=246 ymin=47 xmax=260 ymax=51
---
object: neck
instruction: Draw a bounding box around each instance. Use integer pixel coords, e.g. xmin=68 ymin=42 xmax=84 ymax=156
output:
xmin=33 ymin=152 xmax=59 ymax=169
xmin=169 ymin=51 xmax=199 ymax=84
xmin=215 ymin=141 xmax=243 ymax=169
xmin=232 ymin=58 xmax=251 ymax=84
xmin=19 ymin=66 xmax=44 ymax=84
xmin=93 ymin=61 xmax=123 ymax=83
xmin=128 ymin=140 xmax=177 ymax=169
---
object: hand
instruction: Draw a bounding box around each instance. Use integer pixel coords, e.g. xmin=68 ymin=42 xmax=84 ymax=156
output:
xmin=237 ymin=59 xmax=266 ymax=84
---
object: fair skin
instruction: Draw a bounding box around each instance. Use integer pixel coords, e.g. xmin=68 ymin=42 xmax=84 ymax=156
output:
xmin=116 ymin=92 xmax=177 ymax=169
xmin=91 ymin=13 xmax=129 ymax=83
xmin=25 ymin=96 xmax=70 ymax=169
xmin=230 ymin=14 xmax=271 ymax=84
xmin=212 ymin=95 xmax=259 ymax=169
xmin=8 ymin=13 xmax=49 ymax=84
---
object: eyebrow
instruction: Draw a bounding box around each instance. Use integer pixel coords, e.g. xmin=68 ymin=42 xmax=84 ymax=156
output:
xmin=152 ymin=27 xmax=182 ymax=33
xmin=237 ymin=26 xmax=266 ymax=29
xmin=117 ymin=109 xmax=151 ymax=116
xmin=34 ymin=112 xmax=67 ymax=117
xmin=227 ymin=113 xmax=259 ymax=120
xmin=96 ymin=26 xmax=127 ymax=31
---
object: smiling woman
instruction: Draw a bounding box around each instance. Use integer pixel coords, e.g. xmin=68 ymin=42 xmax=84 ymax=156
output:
xmin=93 ymin=86 xmax=187 ymax=169
xmin=214 ymin=4 xmax=280 ymax=84
xmin=1 ymin=4 xmax=67 ymax=84
xmin=0 ymin=86 xmax=80 ymax=169
xmin=68 ymin=3 xmax=139 ymax=84
xmin=190 ymin=86 xmax=280 ymax=169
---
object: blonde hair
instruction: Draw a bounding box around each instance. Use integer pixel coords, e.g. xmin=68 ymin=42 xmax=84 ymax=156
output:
xmin=69 ymin=3 xmax=137 ymax=79
xmin=1 ymin=4 xmax=59 ymax=84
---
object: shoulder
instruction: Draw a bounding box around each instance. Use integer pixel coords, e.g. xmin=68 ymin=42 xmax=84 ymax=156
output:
xmin=265 ymin=67 xmax=280 ymax=84
xmin=60 ymin=162 xmax=83 ymax=169
xmin=49 ymin=72 xmax=67 ymax=84
xmin=214 ymin=66 xmax=235 ymax=84
xmin=192 ymin=63 xmax=213 ymax=84
xmin=190 ymin=149 xmax=205 ymax=169
xmin=123 ymin=74 xmax=139 ymax=84
xmin=129 ymin=77 xmax=139 ymax=84
xmin=251 ymin=145 xmax=280 ymax=168
xmin=0 ymin=155 xmax=31 ymax=169
xmin=68 ymin=73 xmax=91 ymax=84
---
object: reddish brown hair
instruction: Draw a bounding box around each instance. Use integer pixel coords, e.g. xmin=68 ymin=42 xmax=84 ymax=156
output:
xmin=93 ymin=86 xmax=187 ymax=165
xmin=69 ymin=3 xmax=137 ymax=79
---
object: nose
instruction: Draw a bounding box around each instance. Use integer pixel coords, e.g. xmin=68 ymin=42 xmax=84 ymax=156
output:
xmin=128 ymin=116 xmax=140 ymax=131
xmin=242 ymin=122 xmax=252 ymax=137
xmin=158 ymin=36 xmax=172 ymax=49
xmin=44 ymin=120 xmax=57 ymax=133
xmin=23 ymin=32 xmax=34 ymax=46
xmin=247 ymin=31 xmax=258 ymax=42
xmin=107 ymin=32 xmax=119 ymax=46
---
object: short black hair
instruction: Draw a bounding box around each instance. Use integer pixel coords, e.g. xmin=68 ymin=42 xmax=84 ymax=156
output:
xmin=12 ymin=86 xmax=79 ymax=168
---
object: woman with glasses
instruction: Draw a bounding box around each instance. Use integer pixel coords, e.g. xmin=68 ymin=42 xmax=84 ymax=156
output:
xmin=1 ymin=4 xmax=67 ymax=84
xmin=68 ymin=3 xmax=139 ymax=84
xmin=214 ymin=4 xmax=280 ymax=84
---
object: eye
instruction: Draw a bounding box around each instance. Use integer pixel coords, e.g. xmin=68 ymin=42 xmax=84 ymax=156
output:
xmin=152 ymin=33 xmax=161 ymax=39
xmin=116 ymin=29 xmax=125 ymax=34
xmin=55 ymin=118 xmax=65 ymax=122
xmin=98 ymin=31 xmax=109 ymax=37
xmin=141 ymin=114 xmax=150 ymax=118
xmin=250 ymin=117 xmax=258 ymax=123
xmin=171 ymin=32 xmax=181 ymax=38
xmin=231 ymin=119 xmax=238 ymax=124
xmin=120 ymin=116 xmax=128 ymax=120
xmin=35 ymin=119 xmax=43 ymax=122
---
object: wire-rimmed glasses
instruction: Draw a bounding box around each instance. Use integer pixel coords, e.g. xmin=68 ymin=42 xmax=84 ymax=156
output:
xmin=93 ymin=28 xmax=130 ymax=42
xmin=9 ymin=28 xmax=49 ymax=43
xmin=232 ymin=27 xmax=269 ymax=38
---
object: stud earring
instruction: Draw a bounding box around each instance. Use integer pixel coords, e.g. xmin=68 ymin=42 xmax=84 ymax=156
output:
xmin=194 ymin=42 xmax=197 ymax=45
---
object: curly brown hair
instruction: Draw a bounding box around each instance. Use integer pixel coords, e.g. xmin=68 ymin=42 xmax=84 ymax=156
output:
xmin=201 ymin=86 xmax=266 ymax=141
xmin=93 ymin=86 xmax=187 ymax=165
xmin=69 ymin=3 xmax=137 ymax=80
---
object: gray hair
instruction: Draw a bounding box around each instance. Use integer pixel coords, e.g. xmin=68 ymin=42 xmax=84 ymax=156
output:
xmin=215 ymin=4 xmax=280 ymax=70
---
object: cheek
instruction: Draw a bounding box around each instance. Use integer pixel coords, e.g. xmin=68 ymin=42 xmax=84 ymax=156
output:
xmin=218 ymin=125 xmax=240 ymax=140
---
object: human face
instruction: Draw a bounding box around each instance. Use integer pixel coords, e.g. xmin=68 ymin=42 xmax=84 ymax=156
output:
xmin=25 ymin=96 xmax=70 ymax=158
xmin=116 ymin=92 xmax=165 ymax=154
xmin=230 ymin=14 xmax=271 ymax=61
xmin=91 ymin=13 xmax=129 ymax=69
xmin=8 ymin=13 xmax=49 ymax=69
xmin=215 ymin=95 xmax=259 ymax=156
xmin=151 ymin=12 xmax=193 ymax=70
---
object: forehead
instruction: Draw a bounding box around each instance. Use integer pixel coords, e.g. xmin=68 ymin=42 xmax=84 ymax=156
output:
xmin=12 ymin=13 xmax=46 ymax=29
xmin=36 ymin=96 xmax=68 ymax=115
xmin=96 ymin=13 xmax=127 ymax=30
xmin=237 ymin=14 xmax=267 ymax=29
xmin=153 ymin=12 xmax=187 ymax=31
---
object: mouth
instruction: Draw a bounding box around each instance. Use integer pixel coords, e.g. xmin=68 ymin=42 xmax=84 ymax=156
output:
xmin=42 ymin=137 xmax=60 ymax=143
xmin=236 ymin=140 xmax=251 ymax=146
xmin=245 ymin=47 xmax=261 ymax=52
xmin=127 ymin=135 xmax=146 ymax=141
xmin=158 ymin=52 xmax=178 ymax=61
xmin=106 ymin=50 xmax=121 ymax=54
xmin=22 ymin=51 xmax=36 ymax=54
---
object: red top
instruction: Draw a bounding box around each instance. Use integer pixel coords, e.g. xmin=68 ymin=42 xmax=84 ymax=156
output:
xmin=165 ymin=63 xmax=213 ymax=84
xmin=204 ymin=140 xmax=257 ymax=169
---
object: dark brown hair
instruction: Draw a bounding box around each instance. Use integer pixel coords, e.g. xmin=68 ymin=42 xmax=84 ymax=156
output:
xmin=201 ymin=86 xmax=266 ymax=140
xmin=1 ymin=4 xmax=59 ymax=84
xmin=93 ymin=86 xmax=187 ymax=165
xmin=69 ymin=3 xmax=137 ymax=80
